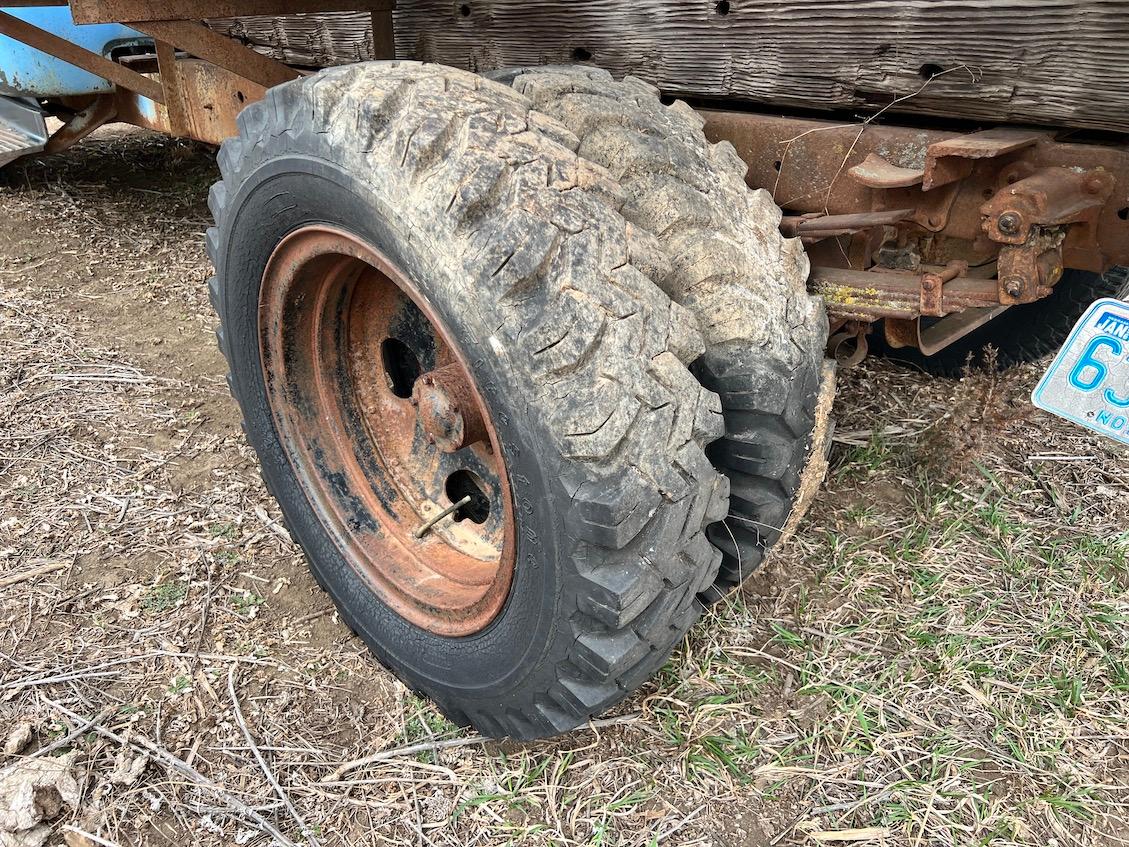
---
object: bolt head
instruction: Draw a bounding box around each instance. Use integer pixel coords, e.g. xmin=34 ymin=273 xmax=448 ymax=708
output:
xmin=997 ymin=212 xmax=1021 ymax=235
xmin=1003 ymin=277 xmax=1025 ymax=298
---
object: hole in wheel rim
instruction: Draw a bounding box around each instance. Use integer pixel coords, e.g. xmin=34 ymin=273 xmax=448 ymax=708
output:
xmin=258 ymin=225 xmax=515 ymax=636
xmin=445 ymin=470 xmax=491 ymax=524
xmin=381 ymin=337 xmax=422 ymax=398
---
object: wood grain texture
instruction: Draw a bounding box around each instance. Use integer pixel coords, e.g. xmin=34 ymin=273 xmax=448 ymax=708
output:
xmin=206 ymin=12 xmax=380 ymax=66
xmin=209 ymin=1 xmax=1129 ymax=134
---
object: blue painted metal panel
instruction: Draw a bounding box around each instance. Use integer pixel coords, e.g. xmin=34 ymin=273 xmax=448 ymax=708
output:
xmin=0 ymin=6 xmax=148 ymax=98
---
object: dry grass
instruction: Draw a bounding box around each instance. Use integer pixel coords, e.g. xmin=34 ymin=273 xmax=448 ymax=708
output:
xmin=1 ymin=128 xmax=1127 ymax=847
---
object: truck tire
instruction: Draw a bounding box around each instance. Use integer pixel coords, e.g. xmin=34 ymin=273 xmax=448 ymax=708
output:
xmin=870 ymin=267 xmax=1129 ymax=377
xmin=206 ymin=62 xmax=729 ymax=740
xmin=498 ymin=66 xmax=829 ymax=601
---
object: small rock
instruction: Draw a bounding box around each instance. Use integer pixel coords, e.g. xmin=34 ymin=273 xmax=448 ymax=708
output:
xmin=2 ymin=724 xmax=33 ymax=757
xmin=0 ymin=752 xmax=81 ymax=847
xmin=108 ymin=746 xmax=148 ymax=787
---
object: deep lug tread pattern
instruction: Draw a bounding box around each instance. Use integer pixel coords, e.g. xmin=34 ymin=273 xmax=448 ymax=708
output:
xmin=207 ymin=62 xmax=727 ymax=740
xmin=509 ymin=66 xmax=829 ymax=598
xmin=870 ymin=267 xmax=1129 ymax=377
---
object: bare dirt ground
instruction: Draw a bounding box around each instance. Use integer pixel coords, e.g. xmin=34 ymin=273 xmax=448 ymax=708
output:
xmin=1 ymin=127 xmax=1127 ymax=847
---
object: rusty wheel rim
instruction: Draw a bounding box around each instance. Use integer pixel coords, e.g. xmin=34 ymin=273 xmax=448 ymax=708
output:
xmin=258 ymin=225 xmax=515 ymax=637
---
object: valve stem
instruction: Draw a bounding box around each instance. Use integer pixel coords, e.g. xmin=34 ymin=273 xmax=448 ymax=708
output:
xmin=414 ymin=495 xmax=472 ymax=539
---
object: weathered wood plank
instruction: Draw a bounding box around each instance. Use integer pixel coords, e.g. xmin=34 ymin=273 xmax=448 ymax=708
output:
xmin=208 ymin=1 xmax=1129 ymax=134
xmin=206 ymin=12 xmax=380 ymax=67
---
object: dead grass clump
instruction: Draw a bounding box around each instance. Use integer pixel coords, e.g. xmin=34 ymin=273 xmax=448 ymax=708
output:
xmin=918 ymin=347 xmax=1033 ymax=479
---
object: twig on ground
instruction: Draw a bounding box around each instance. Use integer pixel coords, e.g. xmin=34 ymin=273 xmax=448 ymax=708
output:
xmin=322 ymin=712 xmax=641 ymax=783
xmin=2 ymin=650 xmax=279 ymax=693
xmin=0 ymin=561 xmax=67 ymax=588
xmin=44 ymin=698 xmax=299 ymax=847
xmin=30 ymin=704 xmax=116 ymax=759
xmin=62 ymin=825 xmax=123 ymax=847
xmin=227 ymin=666 xmax=318 ymax=847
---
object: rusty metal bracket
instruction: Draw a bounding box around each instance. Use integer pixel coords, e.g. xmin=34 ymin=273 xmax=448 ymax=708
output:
xmin=884 ymin=305 xmax=1011 ymax=355
xmin=919 ymin=259 xmax=968 ymax=317
xmin=849 ymin=154 xmax=925 ymax=189
xmin=827 ymin=322 xmax=869 ymax=367
xmin=811 ymin=266 xmax=1001 ymax=322
xmin=981 ymin=166 xmax=1114 ymax=245
xmin=996 ymin=227 xmax=1067 ymax=305
xmin=115 ymin=58 xmax=267 ymax=144
xmin=923 ymin=128 xmax=1046 ymax=190
xmin=44 ymin=93 xmax=116 ymax=153
xmin=130 ymin=20 xmax=300 ymax=90
xmin=980 ymin=166 xmax=1109 ymax=305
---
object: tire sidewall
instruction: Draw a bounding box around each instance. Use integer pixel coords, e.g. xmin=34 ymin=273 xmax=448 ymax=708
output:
xmin=216 ymin=151 xmax=573 ymax=706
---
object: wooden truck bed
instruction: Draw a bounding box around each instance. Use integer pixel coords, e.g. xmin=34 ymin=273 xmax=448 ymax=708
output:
xmin=205 ymin=1 xmax=1129 ymax=136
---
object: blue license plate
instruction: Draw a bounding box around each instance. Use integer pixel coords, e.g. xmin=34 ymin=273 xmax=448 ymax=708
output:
xmin=1032 ymin=297 xmax=1129 ymax=446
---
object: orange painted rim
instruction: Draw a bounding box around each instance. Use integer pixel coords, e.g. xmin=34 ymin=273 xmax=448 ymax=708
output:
xmin=258 ymin=226 xmax=515 ymax=637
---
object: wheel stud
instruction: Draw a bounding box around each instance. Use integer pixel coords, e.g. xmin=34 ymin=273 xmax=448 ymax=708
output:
xmin=414 ymin=495 xmax=472 ymax=539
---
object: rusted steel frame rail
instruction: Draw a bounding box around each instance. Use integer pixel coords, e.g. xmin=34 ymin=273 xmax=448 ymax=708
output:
xmin=703 ymin=112 xmax=1129 ymax=273
xmin=0 ymin=1 xmax=393 ymax=22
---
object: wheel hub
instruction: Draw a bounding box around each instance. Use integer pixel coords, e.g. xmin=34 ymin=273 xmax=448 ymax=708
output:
xmin=257 ymin=225 xmax=515 ymax=636
xmin=411 ymin=363 xmax=488 ymax=454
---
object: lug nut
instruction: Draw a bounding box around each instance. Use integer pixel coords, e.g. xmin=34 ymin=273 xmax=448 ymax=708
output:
xmin=997 ymin=212 xmax=1021 ymax=235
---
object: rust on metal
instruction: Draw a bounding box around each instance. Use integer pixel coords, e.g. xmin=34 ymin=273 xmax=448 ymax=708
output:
xmin=848 ymin=153 xmax=925 ymax=189
xmin=919 ymin=259 xmax=968 ymax=317
xmin=702 ymin=110 xmax=1129 ymax=273
xmin=922 ymin=128 xmax=1045 ymax=190
xmin=703 ymin=107 xmax=1129 ymax=351
xmin=811 ymin=266 xmax=1001 ymax=322
xmin=44 ymin=94 xmax=116 ymax=154
xmin=411 ymin=363 xmax=490 ymax=454
xmin=67 ymin=0 xmax=393 ymax=25
xmin=258 ymin=225 xmax=516 ymax=637
xmin=781 ymin=208 xmax=915 ymax=238
xmin=827 ymin=322 xmax=869 ymax=368
xmin=115 ymin=59 xmax=265 ymax=144
xmin=996 ymin=227 xmax=1066 ymax=304
xmin=154 ymin=39 xmax=189 ymax=138
xmin=0 ymin=3 xmax=303 ymax=143
xmin=130 ymin=19 xmax=300 ymax=89
xmin=885 ymin=305 xmax=1012 ymax=355
xmin=980 ymin=166 xmax=1114 ymax=244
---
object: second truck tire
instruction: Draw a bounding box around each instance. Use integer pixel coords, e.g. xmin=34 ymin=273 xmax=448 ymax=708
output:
xmin=501 ymin=66 xmax=830 ymax=599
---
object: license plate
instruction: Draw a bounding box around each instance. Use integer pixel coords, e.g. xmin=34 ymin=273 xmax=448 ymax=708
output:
xmin=1032 ymin=297 xmax=1129 ymax=446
